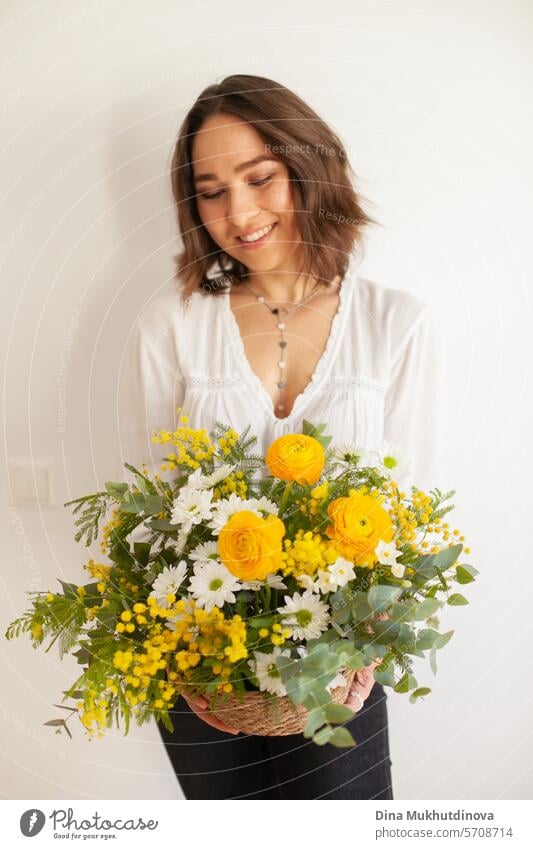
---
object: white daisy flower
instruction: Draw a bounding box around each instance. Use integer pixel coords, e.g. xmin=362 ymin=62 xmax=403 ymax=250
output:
xmin=249 ymin=647 xmax=291 ymax=696
xmin=207 ymin=493 xmax=258 ymax=536
xmin=170 ymin=488 xmax=214 ymax=532
xmin=188 ymin=463 xmax=237 ymax=490
xmin=328 ymin=557 xmax=356 ymax=588
xmin=240 ymin=573 xmax=288 ymax=591
xmin=245 ymin=495 xmax=279 ymax=517
xmin=377 ymin=440 xmax=410 ymax=479
xmin=276 ymin=590 xmax=331 ymax=641
xmin=188 ymin=561 xmax=241 ymax=612
xmin=331 ymin=442 xmax=379 ymax=471
xmin=189 ymin=540 xmax=220 ymax=566
xmin=149 ymin=561 xmax=188 ymax=608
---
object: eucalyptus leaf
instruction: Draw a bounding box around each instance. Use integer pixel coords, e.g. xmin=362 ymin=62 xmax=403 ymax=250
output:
xmin=323 ymin=702 xmax=355 ymax=723
xmin=303 ymin=706 xmax=327 ymax=738
xmin=415 ymin=628 xmax=441 ymax=651
xmin=368 ymin=584 xmax=402 ymax=613
xmin=455 ymin=563 xmax=479 ymax=584
xmin=104 ymin=481 xmax=129 ymax=495
xmin=390 ymin=599 xmax=419 ymax=622
xmin=328 ymin=726 xmax=356 ymax=748
xmin=433 ymin=543 xmax=462 ymax=570
xmin=413 ymin=598 xmax=441 ymax=620
xmin=409 ymin=687 xmax=432 ymax=703
xmin=372 ymin=619 xmax=401 ymax=643
xmin=447 ymin=593 xmax=469 ymax=606
xmin=374 ymin=665 xmax=396 ymax=687
xmin=313 ymin=725 xmax=334 ymax=746
xmin=394 ymin=672 xmax=418 ymax=693
xmin=434 ymin=629 xmax=454 ymax=649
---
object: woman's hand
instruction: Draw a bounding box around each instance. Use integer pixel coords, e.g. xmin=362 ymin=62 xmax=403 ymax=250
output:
xmin=343 ymin=658 xmax=382 ymax=713
xmin=181 ymin=688 xmax=241 ymax=735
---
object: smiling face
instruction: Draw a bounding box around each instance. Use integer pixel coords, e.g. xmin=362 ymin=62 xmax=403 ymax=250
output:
xmin=191 ymin=113 xmax=304 ymax=278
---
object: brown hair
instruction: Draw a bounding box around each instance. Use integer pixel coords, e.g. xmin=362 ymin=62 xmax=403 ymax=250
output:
xmin=170 ymin=74 xmax=376 ymax=303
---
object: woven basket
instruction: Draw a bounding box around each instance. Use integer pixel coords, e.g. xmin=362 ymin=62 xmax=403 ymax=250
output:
xmin=210 ymin=667 xmax=357 ymax=736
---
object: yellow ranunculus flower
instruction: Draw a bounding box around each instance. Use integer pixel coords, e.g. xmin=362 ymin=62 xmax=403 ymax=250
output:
xmin=218 ymin=510 xmax=286 ymax=581
xmin=325 ymin=490 xmax=394 ymax=567
xmin=265 ymin=434 xmax=325 ymax=485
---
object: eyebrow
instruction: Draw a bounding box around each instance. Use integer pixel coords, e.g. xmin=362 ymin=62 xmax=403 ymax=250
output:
xmin=193 ymin=154 xmax=278 ymax=185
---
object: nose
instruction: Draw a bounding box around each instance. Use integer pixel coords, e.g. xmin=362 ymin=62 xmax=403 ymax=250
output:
xmin=225 ymin=182 xmax=261 ymax=230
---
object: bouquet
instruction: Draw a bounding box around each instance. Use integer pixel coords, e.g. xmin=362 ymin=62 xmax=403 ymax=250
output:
xmin=6 ymin=413 xmax=477 ymax=748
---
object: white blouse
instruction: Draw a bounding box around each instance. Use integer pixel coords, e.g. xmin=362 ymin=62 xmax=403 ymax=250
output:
xmin=117 ymin=251 xmax=441 ymax=497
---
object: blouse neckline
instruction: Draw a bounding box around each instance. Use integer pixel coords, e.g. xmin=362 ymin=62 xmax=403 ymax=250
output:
xmin=222 ymin=267 xmax=356 ymax=424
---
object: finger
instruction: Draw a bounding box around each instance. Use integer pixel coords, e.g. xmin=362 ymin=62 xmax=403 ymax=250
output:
xmin=344 ymin=688 xmax=366 ymax=712
xmin=183 ymin=696 xmax=240 ymax=735
xmin=182 ymin=691 xmax=208 ymax=710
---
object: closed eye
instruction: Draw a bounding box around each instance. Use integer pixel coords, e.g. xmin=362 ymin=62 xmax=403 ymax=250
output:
xmin=200 ymin=174 xmax=273 ymax=201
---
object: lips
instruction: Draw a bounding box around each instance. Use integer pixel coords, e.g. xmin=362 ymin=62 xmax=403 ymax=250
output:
xmin=236 ymin=222 xmax=277 ymax=249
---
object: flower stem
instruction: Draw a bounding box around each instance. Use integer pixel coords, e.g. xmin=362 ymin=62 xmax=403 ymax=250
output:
xmin=279 ymin=481 xmax=294 ymax=514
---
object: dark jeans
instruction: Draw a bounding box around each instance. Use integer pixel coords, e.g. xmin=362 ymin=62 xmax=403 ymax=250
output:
xmin=158 ymin=681 xmax=393 ymax=800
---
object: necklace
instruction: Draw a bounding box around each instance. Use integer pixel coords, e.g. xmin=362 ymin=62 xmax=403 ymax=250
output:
xmin=240 ymin=274 xmax=338 ymax=415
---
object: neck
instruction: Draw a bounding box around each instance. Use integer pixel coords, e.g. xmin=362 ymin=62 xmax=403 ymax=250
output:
xmin=246 ymin=273 xmax=317 ymax=303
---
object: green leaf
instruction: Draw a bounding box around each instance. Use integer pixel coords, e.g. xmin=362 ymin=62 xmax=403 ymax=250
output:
xmin=303 ymin=706 xmax=327 ymax=738
xmin=308 ymin=627 xmax=342 ymax=648
xmin=368 ymin=584 xmax=402 ymax=614
xmin=415 ymin=628 xmax=441 ymax=651
xmin=434 ymin=629 xmax=454 ymax=649
xmin=394 ymin=672 xmax=418 ymax=693
xmin=333 ymin=644 xmax=365 ymax=670
xmin=433 ymin=543 xmax=463 ymax=570
xmin=150 ymin=519 xmax=179 ymax=531
xmin=323 ymin=703 xmax=355 ymax=723
xmin=447 ymin=593 xmax=469 ymax=606
xmin=409 ymin=687 xmax=432 ymax=703
xmin=429 ymin=646 xmax=438 ymax=675
xmin=410 ymin=554 xmax=438 ymax=579
xmin=248 ymin=615 xmax=274 ymax=629
xmin=105 ymin=481 xmax=129 ymax=495
xmin=372 ymin=618 xmax=401 ymax=643
xmin=351 ymin=591 xmax=372 ymax=621
xmin=286 ymin=674 xmax=317 ymax=704
xmin=57 ymin=580 xmax=78 ymax=599
xmin=413 ymin=598 xmax=441 ymax=620
xmin=43 ymin=719 xmax=65 ymax=727
xmin=374 ymin=665 xmax=396 ymax=687
xmin=133 ymin=542 xmax=151 ymax=566
xmin=390 ymin=599 xmax=419 ymax=622
xmin=455 ymin=564 xmax=478 ymax=584
xmin=330 ymin=589 xmax=352 ymax=624
xmin=328 ymin=726 xmax=356 ymax=748
xmin=313 ymin=725 xmax=334 ymax=745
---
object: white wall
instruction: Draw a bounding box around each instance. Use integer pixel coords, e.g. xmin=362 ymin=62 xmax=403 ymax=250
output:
xmin=1 ymin=0 xmax=532 ymax=800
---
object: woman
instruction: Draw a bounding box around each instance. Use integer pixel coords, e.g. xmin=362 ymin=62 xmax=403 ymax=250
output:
xmin=118 ymin=74 xmax=439 ymax=799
